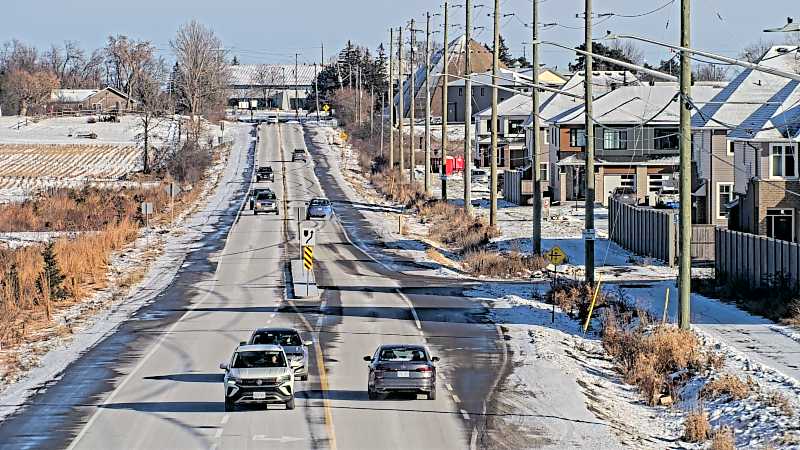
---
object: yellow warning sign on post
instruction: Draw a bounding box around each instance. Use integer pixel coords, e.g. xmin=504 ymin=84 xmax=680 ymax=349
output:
xmin=340 ymin=131 xmax=348 ymax=141
xmin=544 ymin=246 xmax=566 ymax=265
xmin=322 ymin=104 xmax=330 ymax=112
xmin=303 ymin=245 xmax=314 ymax=271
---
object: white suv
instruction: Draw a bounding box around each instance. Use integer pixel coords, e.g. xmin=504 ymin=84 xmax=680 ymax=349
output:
xmin=220 ymin=344 xmax=296 ymax=411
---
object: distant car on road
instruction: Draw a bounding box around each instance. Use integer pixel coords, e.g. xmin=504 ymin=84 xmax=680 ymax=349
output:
xmin=292 ymin=149 xmax=307 ymax=162
xmin=220 ymin=344 xmax=296 ymax=411
xmin=471 ymin=169 xmax=489 ymax=184
xmin=364 ymin=344 xmax=438 ymax=400
xmin=249 ymin=188 xmax=272 ymax=210
xmin=306 ymin=198 xmax=333 ymax=219
xmin=611 ymin=187 xmax=637 ymax=205
xmin=266 ymin=116 xmax=279 ymax=124
xmin=256 ymin=166 xmax=274 ymax=182
xmin=253 ymin=190 xmax=279 ymax=215
xmin=655 ymin=186 xmax=679 ymax=209
xmin=245 ymin=328 xmax=312 ymax=381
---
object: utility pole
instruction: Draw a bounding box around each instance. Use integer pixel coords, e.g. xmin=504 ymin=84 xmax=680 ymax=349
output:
xmin=314 ymin=63 xmax=321 ymax=122
xmin=425 ymin=12 xmax=433 ymax=196
xmin=370 ymin=85 xmax=375 ymax=136
xmin=531 ymin=0 xmax=542 ymax=255
xmin=489 ymin=0 xmax=499 ymax=226
xmin=398 ymin=27 xmax=405 ymax=177
xmin=409 ymin=18 xmax=416 ymax=183
xmin=678 ymin=0 xmax=692 ymax=329
xmin=389 ymin=28 xmax=395 ymax=170
xmin=295 ymin=53 xmax=300 ymax=119
xmin=584 ymin=0 xmax=596 ymax=286
xmin=441 ymin=1 xmax=450 ymax=201
xmin=463 ymin=0 xmax=473 ymax=214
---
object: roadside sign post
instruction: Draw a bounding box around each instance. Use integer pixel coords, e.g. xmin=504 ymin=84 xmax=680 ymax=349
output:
xmin=141 ymin=202 xmax=153 ymax=227
xmin=544 ymin=246 xmax=567 ymax=323
xmin=165 ymin=182 xmax=178 ymax=225
xmin=300 ymin=225 xmax=316 ymax=298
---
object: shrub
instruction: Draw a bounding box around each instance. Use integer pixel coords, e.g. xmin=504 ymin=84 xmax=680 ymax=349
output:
xmin=463 ymin=250 xmax=547 ymax=278
xmin=547 ymin=279 xmax=606 ymax=321
xmin=711 ymin=427 xmax=736 ymax=450
xmin=763 ymin=390 xmax=794 ymax=416
xmin=683 ymin=409 xmax=711 ymax=442
xmin=420 ymin=201 xmax=499 ymax=252
xmin=701 ymin=374 xmax=752 ymax=402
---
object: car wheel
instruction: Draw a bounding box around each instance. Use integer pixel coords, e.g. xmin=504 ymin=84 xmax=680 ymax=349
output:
xmin=427 ymin=388 xmax=436 ymax=400
xmin=368 ymin=387 xmax=378 ymax=400
xmin=224 ymin=399 xmax=235 ymax=412
xmin=254 ymin=211 xmax=258 ymax=215
xmin=285 ymin=396 xmax=296 ymax=410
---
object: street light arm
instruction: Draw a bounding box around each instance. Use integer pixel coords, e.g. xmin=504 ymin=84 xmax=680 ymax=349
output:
xmin=608 ymin=33 xmax=800 ymax=82
xmin=434 ymin=72 xmax=584 ymax=99
xmin=535 ymin=40 xmax=678 ymax=82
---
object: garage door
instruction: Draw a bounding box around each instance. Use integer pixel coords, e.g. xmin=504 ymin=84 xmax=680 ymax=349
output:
xmin=603 ymin=174 xmax=635 ymax=206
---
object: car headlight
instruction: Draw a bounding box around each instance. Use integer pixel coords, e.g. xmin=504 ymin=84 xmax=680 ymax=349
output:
xmin=278 ymin=374 xmax=292 ymax=384
xmin=228 ymin=377 xmax=241 ymax=385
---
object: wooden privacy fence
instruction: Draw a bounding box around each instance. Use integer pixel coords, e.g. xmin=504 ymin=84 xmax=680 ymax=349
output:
xmin=608 ymin=198 xmax=677 ymax=266
xmin=716 ymin=228 xmax=800 ymax=288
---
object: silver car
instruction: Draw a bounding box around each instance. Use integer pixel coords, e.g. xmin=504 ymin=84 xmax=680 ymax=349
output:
xmin=471 ymin=169 xmax=489 ymax=184
xmin=246 ymin=328 xmax=311 ymax=381
xmin=220 ymin=344 xmax=296 ymax=411
xmin=253 ymin=191 xmax=279 ymax=215
xmin=364 ymin=345 xmax=439 ymax=400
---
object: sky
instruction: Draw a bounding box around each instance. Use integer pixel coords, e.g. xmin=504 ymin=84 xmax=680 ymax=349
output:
xmin=2 ymin=0 xmax=798 ymax=71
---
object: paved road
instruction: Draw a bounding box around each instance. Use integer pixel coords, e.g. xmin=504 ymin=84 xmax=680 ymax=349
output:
xmin=0 ymin=123 xmax=507 ymax=450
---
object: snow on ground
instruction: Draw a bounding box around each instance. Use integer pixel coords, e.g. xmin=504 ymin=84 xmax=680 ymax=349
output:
xmin=0 ymin=115 xmax=164 ymax=145
xmin=0 ymin=122 xmax=252 ymax=422
xmin=400 ymin=123 xmax=469 ymax=142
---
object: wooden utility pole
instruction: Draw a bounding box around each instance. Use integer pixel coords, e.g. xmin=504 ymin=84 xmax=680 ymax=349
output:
xmin=489 ymin=0 xmax=500 ymax=226
xmin=398 ymin=27 xmax=405 ymax=176
xmin=314 ymin=63 xmax=321 ymax=122
xmin=531 ymin=0 xmax=542 ymax=255
xmin=441 ymin=1 xmax=450 ymax=201
xmin=463 ymin=0 xmax=473 ymax=214
xmin=388 ymin=28 xmax=395 ymax=169
xmin=295 ymin=53 xmax=300 ymax=119
xmin=409 ymin=18 xmax=416 ymax=183
xmin=678 ymin=0 xmax=692 ymax=329
xmin=584 ymin=0 xmax=596 ymax=286
xmin=424 ymin=12 xmax=433 ymax=196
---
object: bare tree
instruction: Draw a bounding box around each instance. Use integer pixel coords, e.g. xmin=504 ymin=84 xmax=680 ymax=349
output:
xmin=105 ymin=35 xmax=157 ymax=109
xmin=693 ymin=63 xmax=728 ymax=82
xmin=134 ymin=57 xmax=170 ymax=173
xmin=254 ymin=65 xmax=279 ymax=108
xmin=170 ymin=20 xmax=228 ymax=138
xmin=739 ymin=39 xmax=777 ymax=63
xmin=5 ymin=69 xmax=59 ymax=115
xmin=610 ymin=40 xmax=644 ymax=66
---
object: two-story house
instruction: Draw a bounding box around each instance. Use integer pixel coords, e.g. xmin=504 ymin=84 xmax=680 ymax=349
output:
xmin=554 ymin=83 xmax=723 ymax=206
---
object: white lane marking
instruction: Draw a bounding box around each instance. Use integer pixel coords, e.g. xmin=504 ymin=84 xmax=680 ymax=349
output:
xmin=460 ymin=409 xmax=470 ymax=420
xmin=446 ymin=383 xmax=454 ymax=392
xmin=66 ymin=128 xmax=254 ymax=450
xmin=452 ymin=394 xmax=461 ymax=404
xmin=220 ymin=414 xmax=230 ymax=425
xmin=252 ymin=435 xmax=306 ymax=443
xmin=214 ymin=429 xmax=223 ymax=439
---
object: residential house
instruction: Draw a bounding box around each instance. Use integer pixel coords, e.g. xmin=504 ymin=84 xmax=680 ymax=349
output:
xmin=553 ymin=82 xmax=723 ymax=206
xmin=227 ymin=64 xmax=316 ymax=110
xmin=695 ymin=46 xmax=800 ymax=241
xmin=48 ymin=87 xmax=136 ymax=113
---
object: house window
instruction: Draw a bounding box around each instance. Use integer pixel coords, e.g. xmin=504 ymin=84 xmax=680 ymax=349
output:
xmin=603 ymin=128 xmax=627 ymax=150
xmin=727 ymin=140 xmax=735 ymax=156
xmin=485 ymin=119 xmax=492 ymax=133
xmin=543 ymin=129 xmax=549 ymax=145
xmin=648 ymin=175 xmax=670 ymax=193
xmin=569 ymin=128 xmax=581 ymax=147
xmin=770 ymin=143 xmax=798 ymax=179
xmin=458 ymin=87 xmax=463 ymax=97
xmin=620 ymin=174 xmax=635 ymax=188
xmin=480 ymin=87 xmax=485 ymax=96
xmin=539 ymin=162 xmax=549 ymax=182
xmin=509 ymin=120 xmax=525 ymax=135
xmin=654 ymin=128 xmax=679 ymax=150
xmin=766 ymin=208 xmax=794 ymax=242
xmin=717 ymin=182 xmax=733 ymax=219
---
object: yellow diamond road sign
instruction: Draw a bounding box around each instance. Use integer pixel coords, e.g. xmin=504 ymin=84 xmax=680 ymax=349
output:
xmin=303 ymin=246 xmax=314 ymax=271
xmin=545 ymin=246 xmax=566 ymax=265
xmin=322 ymin=104 xmax=330 ymax=112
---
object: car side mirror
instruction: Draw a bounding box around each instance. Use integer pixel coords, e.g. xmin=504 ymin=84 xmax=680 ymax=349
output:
xmin=219 ymin=363 xmax=228 ymax=370
xmin=304 ymin=340 xmax=313 ymax=346
xmin=239 ymin=341 xmax=247 ymax=346
xmin=431 ymin=356 xmax=440 ymax=362
xmin=363 ymin=356 xmax=372 ymax=362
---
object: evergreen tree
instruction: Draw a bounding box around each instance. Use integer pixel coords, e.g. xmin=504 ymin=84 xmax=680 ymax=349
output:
xmin=231 ymin=55 xmax=240 ymax=65
xmin=40 ymin=242 xmax=66 ymax=300
xmin=486 ymin=35 xmax=514 ymax=66
xmin=568 ymin=42 xmax=635 ymax=72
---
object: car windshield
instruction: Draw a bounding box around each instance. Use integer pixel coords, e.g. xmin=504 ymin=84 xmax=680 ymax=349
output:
xmin=294 ymin=149 xmax=304 ymax=154
xmin=257 ymin=192 xmax=275 ymax=200
xmin=378 ymin=347 xmax=427 ymax=362
xmin=310 ymin=199 xmax=330 ymax=206
xmin=258 ymin=167 xmax=272 ymax=173
xmin=251 ymin=331 xmax=302 ymax=346
xmin=473 ymin=170 xmax=487 ymax=176
xmin=615 ymin=188 xmax=635 ymax=194
xmin=231 ymin=351 xmax=286 ymax=368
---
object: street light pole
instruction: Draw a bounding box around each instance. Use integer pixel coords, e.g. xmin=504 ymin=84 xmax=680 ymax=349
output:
xmin=678 ymin=0 xmax=692 ymax=330
xmin=584 ymin=0 xmax=596 ymax=287
xmin=398 ymin=26 xmax=405 ymax=177
xmin=464 ymin=0 xmax=473 ymax=214
xmin=531 ymin=0 xmax=542 ymax=256
xmin=409 ymin=18 xmax=416 ymax=184
xmin=425 ymin=12 xmax=433 ymax=196
xmin=389 ymin=28 xmax=395 ymax=170
xmin=441 ymin=1 xmax=450 ymax=201
xmin=489 ymin=0 xmax=500 ymax=227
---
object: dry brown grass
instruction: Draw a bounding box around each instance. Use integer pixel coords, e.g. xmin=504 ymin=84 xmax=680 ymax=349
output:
xmin=546 ymin=279 xmax=611 ymax=321
xmin=462 ymin=250 xmax=547 ymax=278
xmin=711 ymin=427 xmax=736 ymax=450
xmin=602 ymin=314 xmax=715 ymax=406
xmin=764 ymin=390 xmax=795 ymax=416
xmin=683 ymin=409 xmax=711 ymax=442
xmin=419 ymin=201 xmax=499 ymax=252
xmin=369 ymin=170 xmax=427 ymax=209
xmin=701 ymin=374 xmax=753 ymax=402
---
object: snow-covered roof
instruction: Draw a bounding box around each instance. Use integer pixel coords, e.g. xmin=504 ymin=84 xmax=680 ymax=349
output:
xmin=556 ymin=154 xmax=680 ymax=166
xmin=475 ymin=93 xmax=532 ymax=118
xmin=228 ymin=64 xmax=317 ymax=87
xmin=448 ymin=68 xmax=525 ymax=87
xmin=692 ymin=45 xmax=800 ymax=141
xmin=51 ymin=89 xmax=98 ymax=103
xmin=557 ymin=83 xmax=724 ymax=126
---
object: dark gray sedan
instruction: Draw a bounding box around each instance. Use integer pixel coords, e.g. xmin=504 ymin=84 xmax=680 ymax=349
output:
xmin=364 ymin=345 xmax=438 ymax=400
